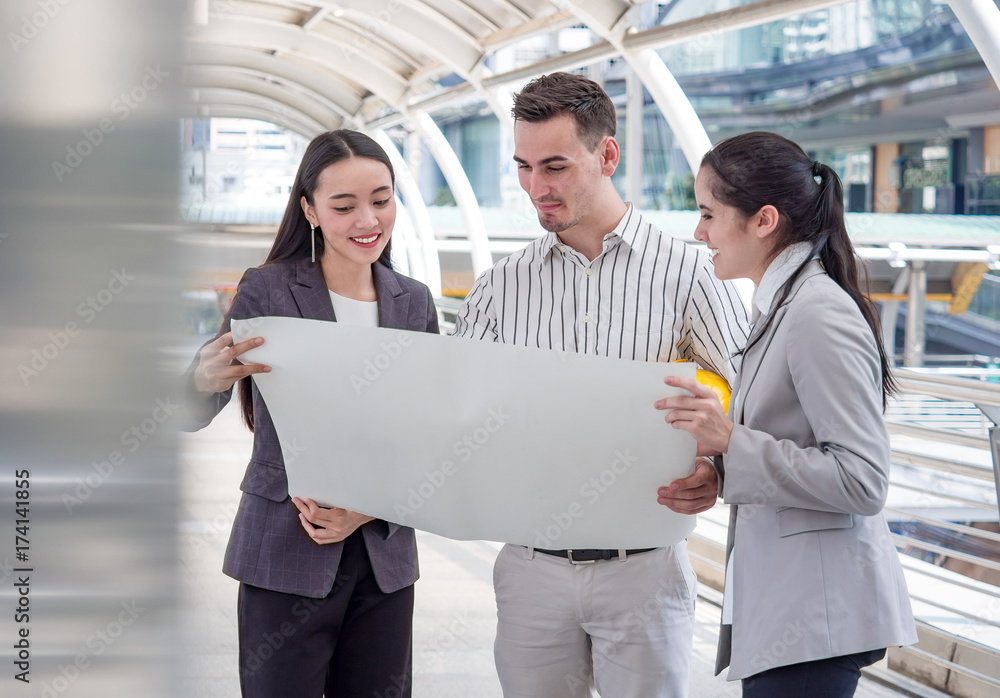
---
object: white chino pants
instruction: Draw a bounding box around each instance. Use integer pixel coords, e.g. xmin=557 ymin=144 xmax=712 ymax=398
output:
xmin=493 ymin=542 xmax=697 ymax=698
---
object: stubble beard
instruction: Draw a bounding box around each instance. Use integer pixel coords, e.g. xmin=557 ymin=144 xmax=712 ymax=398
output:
xmin=537 ymin=207 xmax=581 ymax=234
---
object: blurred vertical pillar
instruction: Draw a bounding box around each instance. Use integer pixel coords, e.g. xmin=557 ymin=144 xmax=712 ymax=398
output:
xmin=880 ymin=266 xmax=910 ymax=367
xmin=0 ymin=2 xmax=183 ymax=697
xmin=873 ymin=143 xmax=900 ymax=213
xmin=905 ymin=261 xmax=928 ymax=367
xmin=984 ymin=124 xmax=1000 ymax=173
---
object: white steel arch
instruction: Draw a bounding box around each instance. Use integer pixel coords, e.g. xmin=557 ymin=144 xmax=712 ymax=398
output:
xmin=554 ymin=0 xmax=712 ymax=170
xmin=186 ymin=44 xmax=365 ymax=122
xmin=413 ymin=111 xmax=494 ymax=277
xmin=948 ymin=1 xmax=1000 ymax=89
xmin=374 ymin=130 xmax=443 ymax=297
xmin=185 ymin=67 xmax=344 ymax=133
xmin=188 ymin=88 xmax=328 ymax=134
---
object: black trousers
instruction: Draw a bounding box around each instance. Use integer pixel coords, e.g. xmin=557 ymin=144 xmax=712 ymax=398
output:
xmin=742 ymin=648 xmax=886 ymax=698
xmin=237 ymin=530 xmax=414 ymax=698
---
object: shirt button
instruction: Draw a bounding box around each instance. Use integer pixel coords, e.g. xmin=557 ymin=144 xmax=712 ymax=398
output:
xmin=560 ymin=245 xmax=568 ymax=253
xmin=583 ymin=314 xmax=591 ymax=323
xmin=585 ymin=268 xmax=593 ymax=276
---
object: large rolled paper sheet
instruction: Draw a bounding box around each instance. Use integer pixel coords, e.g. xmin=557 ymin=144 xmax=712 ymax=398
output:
xmin=232 ymin=317 xmax=700 ymax=549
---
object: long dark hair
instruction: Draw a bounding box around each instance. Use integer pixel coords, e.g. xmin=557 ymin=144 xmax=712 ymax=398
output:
xmin=701 ymin=131 xmax=895 ymax=408
xmin=239 ymin=130 xmax=396 ymax=430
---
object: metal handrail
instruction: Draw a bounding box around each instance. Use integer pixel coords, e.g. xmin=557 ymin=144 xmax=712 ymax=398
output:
xmin=900 ymin=557 xmax=1000 ymax=600
xmin=897 ymin=643 xmax=1000 ymax=689
xmin=891 ymin=449 xmax=996 ymax=482
xmin=908 ymin=592 xmax=1000 ymax=630
xmin=886 ymin=421 xmax=990 ymax=449
xmin=885 ymin=506 xmax=1000 ymax=544
xmin=890 ymin=534 xmax=1000 ymax=573
xmin=894 ymin=369 xmax=1000 ymax=407
xmin=888 ymin=479 xmax=997 ymax=510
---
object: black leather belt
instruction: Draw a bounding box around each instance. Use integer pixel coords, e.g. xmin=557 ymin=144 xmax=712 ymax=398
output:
xmin=534 ymin=548 xmax=657 ymax=564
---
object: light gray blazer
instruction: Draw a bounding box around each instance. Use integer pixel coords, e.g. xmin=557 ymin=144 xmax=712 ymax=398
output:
xmin=715 ymin=260 xmax=917 ymax=680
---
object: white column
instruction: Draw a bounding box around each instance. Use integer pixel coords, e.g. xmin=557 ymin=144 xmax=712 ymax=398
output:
xmin=413 ymin=110 xmax=493 ymax=277
xmin=949 ymin=1 xmax=1000 ymax=88
xmin=374 ymin=129 xmax=441 ymax=296
xmin=880 ymin=266 xmax=910 ymax=366
xmin=904 ymin=261 xmax=927 ymax=367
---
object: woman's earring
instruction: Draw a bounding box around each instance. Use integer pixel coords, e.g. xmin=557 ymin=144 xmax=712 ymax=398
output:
xmin=310 ymin=223 xmax=316 ymax=263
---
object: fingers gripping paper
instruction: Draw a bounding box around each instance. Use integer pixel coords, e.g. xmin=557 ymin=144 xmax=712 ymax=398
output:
xmin=233 ymin=317 xmax=699 ymax=549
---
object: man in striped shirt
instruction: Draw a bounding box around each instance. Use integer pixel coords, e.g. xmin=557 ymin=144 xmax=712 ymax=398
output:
xmin=454 ymin=72 xmax=750 ymax=697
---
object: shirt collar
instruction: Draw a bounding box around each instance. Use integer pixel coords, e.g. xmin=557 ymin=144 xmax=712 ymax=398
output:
xmin=751 ymin=241 xmax=814 ymax=321
xmin=616 ymin=204 xmax=646 ymax=250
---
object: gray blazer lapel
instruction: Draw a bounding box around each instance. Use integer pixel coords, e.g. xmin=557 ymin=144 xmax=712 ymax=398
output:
xmin=734 ymin=311 xmax=784 ymax=424
xmin=289 ymin=257 xmax=336 ymax=321
xmin=374 ymin=262 xmax=409 ymax=329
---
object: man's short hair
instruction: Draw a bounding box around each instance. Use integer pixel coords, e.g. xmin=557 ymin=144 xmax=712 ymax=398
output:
xmin=511 ymin=72 xmax=617 ymax=152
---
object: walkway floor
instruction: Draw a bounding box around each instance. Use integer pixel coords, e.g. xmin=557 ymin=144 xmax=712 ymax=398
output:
xmin=178 ymin=403 xmax=903 ymax=697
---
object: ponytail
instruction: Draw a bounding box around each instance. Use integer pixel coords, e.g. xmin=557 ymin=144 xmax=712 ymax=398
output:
xmin=812 ymin=162 xmax=897 ymax=408
xmin=702 ymin=133 xmax=896 ymax=409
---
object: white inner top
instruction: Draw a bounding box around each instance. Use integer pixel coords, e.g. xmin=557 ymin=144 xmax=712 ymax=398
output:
xmin=329 ymin=290 xmax=378 ymax=327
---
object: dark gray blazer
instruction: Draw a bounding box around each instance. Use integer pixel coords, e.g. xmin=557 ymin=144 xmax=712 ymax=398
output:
xmin=182 ymin=256 xmax=439 ymax=598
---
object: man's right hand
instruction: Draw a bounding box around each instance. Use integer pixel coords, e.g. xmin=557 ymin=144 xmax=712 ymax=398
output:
xmin=192 ymin=331 xmax=271 ymax=395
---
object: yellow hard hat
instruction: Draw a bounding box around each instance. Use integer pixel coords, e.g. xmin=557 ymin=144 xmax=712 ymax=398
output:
xmin=672 ymin=361 xmax=731 ymax=412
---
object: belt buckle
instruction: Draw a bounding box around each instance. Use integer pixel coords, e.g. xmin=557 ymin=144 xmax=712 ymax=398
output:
xmin=566 ymin=550 xmax=596 ymax=565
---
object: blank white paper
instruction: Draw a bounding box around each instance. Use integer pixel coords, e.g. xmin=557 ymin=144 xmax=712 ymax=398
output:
xmin=233 ymin=316 xmax=700 ymax=549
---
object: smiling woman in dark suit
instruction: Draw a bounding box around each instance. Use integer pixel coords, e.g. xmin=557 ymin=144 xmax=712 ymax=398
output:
xmin=182 ymin=130 xmax=438 ymax=698
xmin=655 ymin=132 xmax=917 ymax=697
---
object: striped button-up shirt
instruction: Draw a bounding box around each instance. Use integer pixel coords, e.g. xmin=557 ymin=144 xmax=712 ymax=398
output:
xmin=454 ymin=206 xmax=750 ymax=381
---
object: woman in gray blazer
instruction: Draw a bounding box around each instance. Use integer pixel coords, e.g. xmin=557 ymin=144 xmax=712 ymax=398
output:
xmin=183 ymin=131 xmax=438 ymax=698
xmin=656 ymin=132 xmax=917 ymax=696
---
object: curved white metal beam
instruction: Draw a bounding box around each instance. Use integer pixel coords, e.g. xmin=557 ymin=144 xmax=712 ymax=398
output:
xmin=189 ymin=17 xmax=409 ymax=104
xmin=552 ymin=0 xmax=630 ymax=33
xmin=389 ymin=194 xmax=413 ymax=277
xmin=557 ymin=0 xmax=712 ymax=170
xmin=185 ymin=67 xmax=343 ymax=132
xmin=414 ymin=111 xmax=493 ymax=276
xmin=188 ymin=63 xmax=357 ymax=126
xmin=948 ymin=0 xmax=1000 ymax=91
xmin=626 ymin=49 xmax=712 ymax=169
xmin=188 ymin=88 xmax=327 ymax=135
xmin=184 ymin=103 xmax=323 ymax=138
xmin=186 ymin=44 xmax=364 ymax=119
xmin=374 ymin=130 xmax=443 ymax=296
xmin=323 ymin=0 xmax=484 ymax=74
xmin=368 ymin=1 xmax=861 ymax=131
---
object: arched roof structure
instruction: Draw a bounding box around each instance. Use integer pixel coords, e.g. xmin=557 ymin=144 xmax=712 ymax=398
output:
xmin=184 ymin=0 xmax=1000 ymax=294
xmin=186 ymin=0 xmax=905 ymax=139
